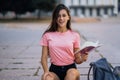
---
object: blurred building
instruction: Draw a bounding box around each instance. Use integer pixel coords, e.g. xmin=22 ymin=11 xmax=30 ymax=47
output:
xmin=57 ymin=0 xmax=118 ymax=18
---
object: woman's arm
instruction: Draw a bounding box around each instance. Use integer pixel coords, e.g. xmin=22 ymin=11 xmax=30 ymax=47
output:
xmin=41 ymin=46 xmax=54 ymax=80
xmin=74 ymin=48 xmax=88 ymax=64
xmin=41 ymin=46 xmax=49 ymax=72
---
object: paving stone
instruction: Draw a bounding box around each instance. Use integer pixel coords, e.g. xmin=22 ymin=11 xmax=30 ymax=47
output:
xmin=0 ymin=69 xmax=35 ymax=76
xmin=0 ymin=75 xmax=40 ymax=80
xmin=6 ymin=58 xmax=39 ymax=64
xmin=80 ymin=75 xmax=93 ymax=80
xmin=0 ymin=63 xmax=9 ymax=69
xmin=0 ymin=46 xmax=26 ymax=58
xmin=0 ymin=59 xmax=14 ymax=64
xmin=17 ymin=46 xmax=41 ymax=59
xmin=5 ymin=63 xmax=39 ymax=69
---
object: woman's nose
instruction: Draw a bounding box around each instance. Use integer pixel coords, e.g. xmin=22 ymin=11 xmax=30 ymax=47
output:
xmin=59 ymin=15 xmax=64 ymax=19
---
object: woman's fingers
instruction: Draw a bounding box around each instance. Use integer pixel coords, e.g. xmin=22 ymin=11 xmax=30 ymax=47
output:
xmin=43 ymin=72 xmax=54 ymax=80
xmin=81 ymin=54 xmax=88 ymax=61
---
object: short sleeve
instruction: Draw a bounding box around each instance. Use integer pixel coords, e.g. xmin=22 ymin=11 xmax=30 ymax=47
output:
xmin=40 ymin=33 xmax=48 ymax=46
xmin=74 ymin=32 xmax=80 ymax=48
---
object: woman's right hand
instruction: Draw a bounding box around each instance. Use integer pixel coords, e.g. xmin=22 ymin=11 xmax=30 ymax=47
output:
xmin=42 ymin=71 xmax=53 ymax=80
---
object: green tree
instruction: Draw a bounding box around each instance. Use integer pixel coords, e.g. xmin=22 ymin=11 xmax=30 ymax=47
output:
xmin=33 ymin=0 xmax=56 ymax=18
xmin=0 ymin=0 xmax=35 ymax=19
xmin=0 ymin=0 xmax=12 ymax=16
xmin=11 ymin=0 xmax=35 ymax=19
xmin=0 ymin=0 xmax=57 ymax=19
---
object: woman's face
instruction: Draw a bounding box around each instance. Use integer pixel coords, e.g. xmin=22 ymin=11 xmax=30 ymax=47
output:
xmin=57 ymin=9 xmax=69 ymax=28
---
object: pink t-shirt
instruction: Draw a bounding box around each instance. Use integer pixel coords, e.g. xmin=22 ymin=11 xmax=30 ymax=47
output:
xmin=40 ymin=30 xmax=80 ymax=66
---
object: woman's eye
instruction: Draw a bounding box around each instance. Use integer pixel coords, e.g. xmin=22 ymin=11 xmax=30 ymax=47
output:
xmin=62 ymin=14 xmax=66 ymax=17
xmin=58 ymin=14 xmax=67 ymax=18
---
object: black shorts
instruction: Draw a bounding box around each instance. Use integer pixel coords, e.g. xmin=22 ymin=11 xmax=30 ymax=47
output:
xmin=49 ymin=63 xmax=77 ymax=80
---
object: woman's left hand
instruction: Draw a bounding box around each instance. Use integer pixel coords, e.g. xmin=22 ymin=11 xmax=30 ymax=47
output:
xmin=81 ymin=53 xmax=88 ymax=61
xmin=74 ymin=52 xmax=88 ymax=64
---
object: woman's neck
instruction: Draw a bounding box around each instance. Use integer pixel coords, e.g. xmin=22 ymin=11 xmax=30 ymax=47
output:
xmin=57 ymin=27 xmax=68 ymax=33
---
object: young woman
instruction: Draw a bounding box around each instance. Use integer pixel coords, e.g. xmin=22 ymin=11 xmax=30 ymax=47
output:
xmin=40 ymin=4 xmax=88 ymax=80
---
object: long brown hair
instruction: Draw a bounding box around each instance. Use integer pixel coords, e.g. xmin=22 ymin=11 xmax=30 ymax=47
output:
xmin=44 ymin=4 xmax=71 ymax=34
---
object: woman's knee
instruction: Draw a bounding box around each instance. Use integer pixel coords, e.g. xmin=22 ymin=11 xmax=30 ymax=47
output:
xmin=65 ymin=68 xmax=80 ymax=80
xmin=67 ymin=68 xmax=80 ymax=76
xmin=41 ymin=72 xmax=59 ymax=80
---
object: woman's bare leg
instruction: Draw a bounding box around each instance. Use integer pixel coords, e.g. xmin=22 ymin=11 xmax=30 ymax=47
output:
xmin=41 ymin=72 xmax=60 ymax=80
xmin=65 ymin=68 xmax=80 ymax=80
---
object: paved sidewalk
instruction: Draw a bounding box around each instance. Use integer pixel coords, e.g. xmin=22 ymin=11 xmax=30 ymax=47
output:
xmin=0 ymin=16 xmax=120 ymax=80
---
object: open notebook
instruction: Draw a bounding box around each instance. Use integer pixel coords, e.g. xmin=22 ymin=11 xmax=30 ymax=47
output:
xmin=77 ymin=41 xmax=101 ymax=54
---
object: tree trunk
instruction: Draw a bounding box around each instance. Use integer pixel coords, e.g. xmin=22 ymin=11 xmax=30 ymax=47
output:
xmin=37 ymin=9 xmax=41 ymax=19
